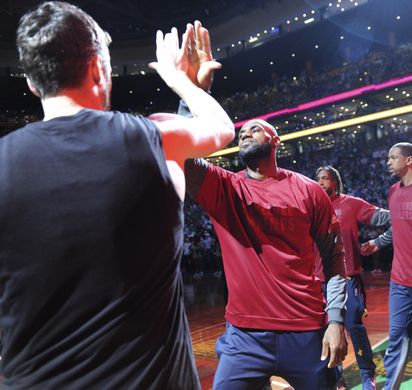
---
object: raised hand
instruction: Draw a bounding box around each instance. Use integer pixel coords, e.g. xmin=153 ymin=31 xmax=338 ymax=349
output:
xmin=149 ymin=26 xmax=191 ymax=89
xmin=186 ymin=20 xmax=222 ymax=91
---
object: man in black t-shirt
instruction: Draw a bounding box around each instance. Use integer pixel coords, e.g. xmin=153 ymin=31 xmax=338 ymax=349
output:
xmin=0 ymin=2 xmax=234 ymax=389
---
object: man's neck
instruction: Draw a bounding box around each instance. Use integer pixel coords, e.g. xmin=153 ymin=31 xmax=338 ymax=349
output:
xmin=41 ymin=89 xmax=104 ymax=121
xmin=246 ymin=158 xmax=278 ymax=180
xmin=400 ymin=169 xmax=412 ymax=187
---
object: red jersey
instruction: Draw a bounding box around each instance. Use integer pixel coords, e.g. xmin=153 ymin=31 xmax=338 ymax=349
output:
xmin=388 ymin=181 xmax=412 ymax=287
xmin=315 ymin=194 xmax=377 ymax=280
xmin=195 ymin=165 xmax=343 ymax=331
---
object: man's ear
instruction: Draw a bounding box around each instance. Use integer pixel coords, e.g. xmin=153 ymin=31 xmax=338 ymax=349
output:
xmin=26 ymin=78 xmax=40 ymax=98
xmin=406 ymin=155 xmax=412 ymax=167
xmin=271 ymin=135 xmax=281 ymax=148
xmin=90 ymin=54 xmax=104 ymax=85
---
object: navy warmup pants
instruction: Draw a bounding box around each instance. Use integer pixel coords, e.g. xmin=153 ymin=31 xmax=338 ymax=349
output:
xmin=384 ymin=281 xmax=412 ymax=389
xmin=213 ymin=322 xmax=338 ymax=390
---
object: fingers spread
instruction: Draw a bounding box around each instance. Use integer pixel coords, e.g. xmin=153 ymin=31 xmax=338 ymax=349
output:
xmin=148 ymin=62 xmax=158 ymax=70
xmin=201 ymin=26 xmax=212 ymax=55
xmin=194 ymin=20 xmax=202 ymax=51
xmin=171 ymin=27 xmax=179 ymax=53
xmin=205 ymin=61 xmax=222 ymax=71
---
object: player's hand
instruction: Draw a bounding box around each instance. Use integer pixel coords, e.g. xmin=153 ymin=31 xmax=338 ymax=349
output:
xmin=360 ymin=240 xmax=379 ymax=256
xmin=186 ymin=20 xmax=222 ymax=91
xmin=149 ymin=26 xmax=191 ymax=89
xmin=321 ymin=323 xmax=347 ymax=368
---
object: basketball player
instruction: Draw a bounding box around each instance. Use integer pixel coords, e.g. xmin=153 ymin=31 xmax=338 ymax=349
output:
xmin=316 ymin=165 xmax=391 ymax=390
xmin=177 ymin=22 xmax=348 ymax=388
xmin=362 ymin=142 xmax=412 ymax=389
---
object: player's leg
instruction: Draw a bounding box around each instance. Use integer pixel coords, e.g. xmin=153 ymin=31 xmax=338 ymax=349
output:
xmin=213 ymin=322 xmax=275 ymax=390
xmin=345 ymin=276 xmax=376 ymax=388
xmin=384 ymin=282 xmax=412 ymax=389
xmin=277 ymin=329 xmax=338 ymax=390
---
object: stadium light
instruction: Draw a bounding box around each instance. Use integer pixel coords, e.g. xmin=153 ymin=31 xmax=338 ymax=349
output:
xmin=208 ymin=104 xmax=412 ymax=157
xmin=280 ymin=104 xmax=412 ymax=141
xmin=304 ymin=18 xmax=315 ymax=24
xmin=234 ymin=73 xmax=412 ymax=128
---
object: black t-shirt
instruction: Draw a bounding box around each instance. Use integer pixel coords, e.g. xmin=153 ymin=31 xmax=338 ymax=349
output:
xmin=0 ymin=109 xmax=199 ymax=389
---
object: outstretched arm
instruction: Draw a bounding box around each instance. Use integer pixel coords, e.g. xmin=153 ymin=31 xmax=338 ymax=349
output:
xmin=360 ymin=227 xmax=392 ymax=255
xmin=360 ymin=209 xmax=392 ymax=255
xmin=169 ymin=21 xmax=226 ymax=199
xmin=149 ymin=24 xmax=234 ymax=168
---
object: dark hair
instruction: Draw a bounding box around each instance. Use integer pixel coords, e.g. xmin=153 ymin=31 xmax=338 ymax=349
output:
xmin=17 ymin=1 xmax=111 ymax=98
xmin=391 ymin=142 xmax=412 ymax=158
xmin=316 ymin=165 xmax=344 ymax=195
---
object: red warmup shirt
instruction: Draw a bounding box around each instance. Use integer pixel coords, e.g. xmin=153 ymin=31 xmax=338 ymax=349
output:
xmin=196 ymin=165 xmax=340 ymax=331
xmin=388 ymin=181 xmax=412 ymax=287
xmin=315 ymin=194 xmax=377 ymax=281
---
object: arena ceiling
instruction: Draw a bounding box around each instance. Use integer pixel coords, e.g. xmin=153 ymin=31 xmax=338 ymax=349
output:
xmin=0 ymin=0 xmax=250 ymax=43
xmin=0 ymin=0 xmax=367 ymax=70
xmin=0 ymin=0 xmax=357 ymax=47
xmin=0 ymin=1 xmax=286 ymax=42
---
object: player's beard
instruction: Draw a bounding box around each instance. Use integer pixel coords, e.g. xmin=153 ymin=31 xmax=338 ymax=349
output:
xmin=239 ymin=142 xmax=272 ymax=166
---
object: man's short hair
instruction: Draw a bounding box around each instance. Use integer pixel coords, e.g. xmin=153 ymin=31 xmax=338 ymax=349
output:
xmin=17 ymin=1 xmax=111 ymax=98
xmin=316 ymin=165 xmax=344 ymax=195
xmin=391 ymin=142 xmax=412 ymax=158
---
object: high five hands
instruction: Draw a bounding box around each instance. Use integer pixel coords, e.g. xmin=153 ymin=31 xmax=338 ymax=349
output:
xmin=149 ymin=21 xmax=221 ymax=92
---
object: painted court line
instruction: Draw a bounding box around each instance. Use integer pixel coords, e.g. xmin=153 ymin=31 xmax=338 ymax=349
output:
xmin=371 ymin=336 xmax=389 ymax=350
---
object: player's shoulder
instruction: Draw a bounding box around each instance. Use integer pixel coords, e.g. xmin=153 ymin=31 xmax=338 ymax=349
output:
xmin=284 ymin=168 xmax=319 ymax=188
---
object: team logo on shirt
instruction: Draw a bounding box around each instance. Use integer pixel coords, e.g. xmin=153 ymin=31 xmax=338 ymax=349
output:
xmin=392 ymin=201 xmax=412 ymax=220
xmin=246 ymin=203 xmax=295 ymax=233
xmin=401 ymin=202 xmax=412 ymax=219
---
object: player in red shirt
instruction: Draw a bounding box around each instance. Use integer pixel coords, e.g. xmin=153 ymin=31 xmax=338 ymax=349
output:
xmin=316 ymin=166 xmax=391 ymax=390
xmin=178 ymin=23 xmax=347 ymax=389
xmin=184 ymin=119 xmax=348 ymax=389
xmin=361 ymin=142 xmax=412 ymax=389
